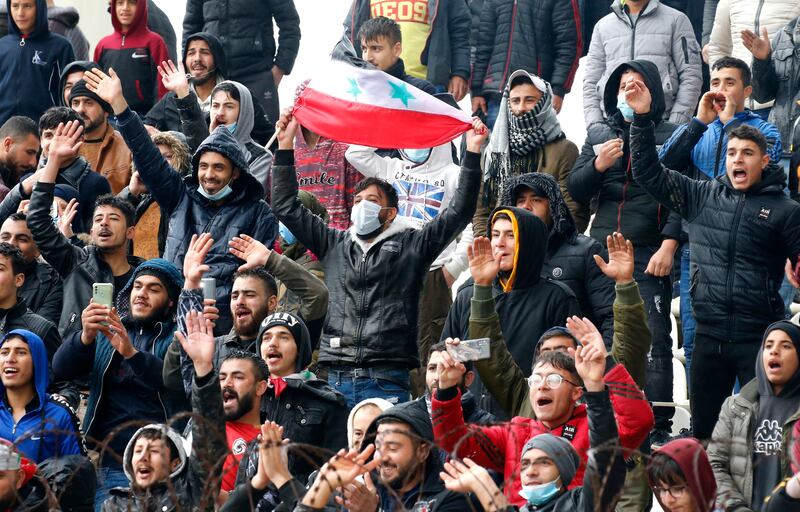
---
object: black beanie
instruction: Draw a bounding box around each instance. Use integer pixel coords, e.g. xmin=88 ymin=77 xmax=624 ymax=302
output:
xmin=68 ymin=80 xmax=113 ymax=114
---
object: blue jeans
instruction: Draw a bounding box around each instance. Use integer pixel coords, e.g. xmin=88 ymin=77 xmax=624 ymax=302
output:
xmin=95 ymin=465 xmax=129 ymax=511
xmin=486 ymin=95 xmax=501 ymax=130
xmin=679 ymin=245 xmax=695 ymax=387
xmin=634 ymin=246 xmax=673 ymax=433
xmin=327 ymin=368 xmax=410 ymax=409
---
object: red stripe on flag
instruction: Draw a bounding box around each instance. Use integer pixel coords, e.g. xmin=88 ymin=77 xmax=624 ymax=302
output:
xmin=293 ymin=88 xmax=471 ymax=149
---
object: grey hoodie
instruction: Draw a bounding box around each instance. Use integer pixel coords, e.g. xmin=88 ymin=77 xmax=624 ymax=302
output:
xmin=223 ymin=80 xmax=273 ymax=194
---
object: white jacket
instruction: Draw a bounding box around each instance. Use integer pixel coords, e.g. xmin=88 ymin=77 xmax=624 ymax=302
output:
xmin=707 ymin=0 xmax=800 ymax=110
xmin=345 ymin=144 xmax=472 ymax=278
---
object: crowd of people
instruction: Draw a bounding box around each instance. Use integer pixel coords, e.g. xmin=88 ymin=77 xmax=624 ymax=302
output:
xmin=1 ymin=0 xmax=800 ymax=511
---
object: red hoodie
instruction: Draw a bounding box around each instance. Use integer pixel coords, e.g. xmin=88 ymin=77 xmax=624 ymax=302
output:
xmin=651 ymin=439 xmax=717 ymax=512
xmin=94 ymin=0 xmax=169 ymax=115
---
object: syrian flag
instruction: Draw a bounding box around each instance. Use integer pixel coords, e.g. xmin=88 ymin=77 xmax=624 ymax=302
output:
xmin=292 ymin=36 xmax=472 ymax=149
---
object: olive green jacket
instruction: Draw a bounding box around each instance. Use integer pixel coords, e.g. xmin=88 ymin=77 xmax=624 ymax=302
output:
xmin=469 ymin=280 xmax=650 ymax=418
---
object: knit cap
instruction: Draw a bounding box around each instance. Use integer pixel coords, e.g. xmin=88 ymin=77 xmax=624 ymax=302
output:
xmin=521 ymin=433 xmax=580 ymax=486
xmin=68 ymin=80 xmax=112 ymax=114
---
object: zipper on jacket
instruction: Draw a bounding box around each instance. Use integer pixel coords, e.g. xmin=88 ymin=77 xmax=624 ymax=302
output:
xmin=500 ymin=0 xmax=518 ymax=91
xmin=754 ymin=0 xmax=765 ymax=34
xmin=421 ymin=0 xmax=440 ymax=70
xmin=85 ymin=346 xmax=116 ymax=435
xmin=617 ymin=155 xmax=632 ymax=232
xmin=725 ymin=195 xmax=746 ymax=341
xmin=121 ymin=35 xmax=126 ymax=48
xmin=628 ymin=11 xmax=638 ymax=60
xmin=354 ymin=252 xmax=369 ymax=363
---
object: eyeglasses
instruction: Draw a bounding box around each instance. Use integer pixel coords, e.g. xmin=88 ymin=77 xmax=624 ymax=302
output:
xmin=652 ymin=485 xmax=687 ymax=499
xmin=527 ymin=373 xmax=580 ymax=389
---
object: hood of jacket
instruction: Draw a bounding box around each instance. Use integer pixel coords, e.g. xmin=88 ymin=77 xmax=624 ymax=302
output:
xmin=6 ymin=0 xmax=48 ymax=38
xmin=110 ymin=0 xmax=147 ymax=35
xmin=116 ymin=258 xmax=184 ymax=320
xmin=499 ymin=172 xmax=577 ymax=244
xmin=603 ymin=59 xmax=666 ymax=125
xmin=0 ymin=329 xmax=48 ymax=412
xmin=182 ymin=31 xmax=228 ymax=79
xmin=190 ymin=126 xmax=264 ymax=199
xmin=756 ymin=321 xmax=800 ymax=398
xmin=487 ymin=206 xmax=548 ymax=292
xmin=346 ymin=398 xmax=393 ymax=449
xmin=255 ymin=311 xmax=313 ymax=373
xmin=219 ymin=80 xmax=257 ymax=150
xmin=651 ymin=438 xmax=716 ymax=512
xmin=59 ymin=61 xmax=99 ymax=106
xmin=122 ymin=423 xmax=187 ymax=485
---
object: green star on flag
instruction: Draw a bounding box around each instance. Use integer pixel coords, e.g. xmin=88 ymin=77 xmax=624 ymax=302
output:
xmin=346 ymin=78 xmax=362 ymax=100
xmin=388 ymin=80 xmax=415 ymax=108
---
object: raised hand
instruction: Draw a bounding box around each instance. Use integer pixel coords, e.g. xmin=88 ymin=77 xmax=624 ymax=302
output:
xmin=303 ymin=445 xmax=380 ymax=509
xmin=568 ymin=323 xmax=607 ymax=392
xmin=594 ymin=138 xmax=624 ymax=173
xmin=623 ymin=79 xmax=652 ymax=116
xmin=100 ymin=308 xmax=137 ymax=359
xmin=80 ymin=300 xmax=111 ymax=346
xmin=336 ymin=473 xmax=378 ymax=512
xmin=252 ymin=421 xmax=291 ymax=491
xmin=47 ymin=121 xmax=84 ymax=166
xmin=593 ymin=232 xmax=634 ymax=284
xmin=229 ymin=234 xmax=271 ymax=272
xmin=465 ymin=117 xmax=489 ymax=153
xmin=717 ymin=92 xmax=738 ymax=125
xmin=276 ymin=108 xmax=299 ymax=150
xmin=175 ymin=309 xmax=216 ymax=376
xmin=742 ymin=27 xmax=771 ymax=61
xmin=183 ymin=233 xmax=213 ymax=288
xmin=83 ymin=68 xmax=127 ymax=114
xmin=437 ymin=340 xmax=467 ymax=390
xmin=157 ymin=60 xmax=191 ymax=99
xmin=695 ymin=91 xmax=719 ymax=125
xmin=57 ymin=198 xmax=79 ymax=239
xmin=468 ymin=237 xmax=500 ymax=286
xmin=440 ymin=458 xmax=507 ymax=512
xmin=566 ymin=316 xmax=604 ymax=349
xmin=128 ymin=171 xmax=147 ymax=197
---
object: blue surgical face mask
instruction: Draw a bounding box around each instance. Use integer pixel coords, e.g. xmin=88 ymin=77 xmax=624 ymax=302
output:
xmin=279 ymin=222 xmax=297 ymax=245
xmin=518 ymin=478 xmax=561 ymax=506
xmin=225 ymin=122 xmax=238 ymax=135
xmin=617 ymin=93 xmax=635 ymax=121
xmin=350 ymin=199 xmax=384 ymax=238
xmin=197 ymin=181 xmax=234 ymax=201
xmin=401 ymin=148 xmax=431 ymax=164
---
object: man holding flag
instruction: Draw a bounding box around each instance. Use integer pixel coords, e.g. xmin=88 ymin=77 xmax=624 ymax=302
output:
xmin=271 ymin=101 xmax=485 ymax=407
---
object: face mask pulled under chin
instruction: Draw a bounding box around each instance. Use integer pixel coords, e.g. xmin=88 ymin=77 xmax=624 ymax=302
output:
xmin=197 ymin=180 xmax=234 ymax=201
xmin=350 ymin=199 xmax=386 ymax=239
xmin=518 ymin=478 xmax=561 ymax=506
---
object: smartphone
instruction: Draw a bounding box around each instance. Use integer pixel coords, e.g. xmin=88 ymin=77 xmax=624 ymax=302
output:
xmin=447 ymin=338 xmax=491 ymax=363
xmin=200 ymin=277 xmax=216 ymax=301
xmin=92 ymin=283 xmax=114 ymax=309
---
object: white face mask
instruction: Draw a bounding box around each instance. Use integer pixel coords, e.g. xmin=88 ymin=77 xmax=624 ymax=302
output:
xmin=350 ymin=199 xmax=384 ymax=238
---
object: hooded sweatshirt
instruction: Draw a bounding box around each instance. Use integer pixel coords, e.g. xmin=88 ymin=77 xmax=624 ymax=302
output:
xmin=346 ymin=397 xmax=393 ymax=449
xmin=442 ymin=206 xmax=579 ymax=418
xmin=569 ymin=59 xmax=681 ymax=248
xmin=500 ymin=172 xmax=614 ymax=343
xmin=58 ymin=60 xmax=99 ymax=106
xmin=221 ymin=81 xmax=272 ymax=193
xmin=0 ymin=0 xmax=74 ymax=126
xmin=0 ymin=329 xmax=84 ymax=462
xmin=346 ymin=142 xmax=472 ymax=278
xmin=94 ymin=0 xmax=169 ymax=115
xmin=651 ymin=438 xmax=717 ymax=512
xmin=752 ymin=321 xmax=800 ymax=507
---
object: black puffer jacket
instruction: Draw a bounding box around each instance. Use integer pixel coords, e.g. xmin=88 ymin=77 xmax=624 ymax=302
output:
xmin=182 ymin=0 xmax=301 ymax=78
xmin=236 ymin=314 xmax=347 ymax=495
xmin=441 ymin=207 xmax=579 ymax=418
xmin=19 ymin=260 xmax=63 ymax=326
xmin=471 ymin=0 xmax=581 ymax=98
xmin=568 ymin=59 xmax=681 ymax=247
xmin=631 ymin=116 xmax=800 ymax=343
xmin=501 ymin=172 xmax=614 ymax=344
xmin=271 ymin=150 xmax=480 ymax=370
xmin=344 ymin=0 xmax=471 ymax=87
